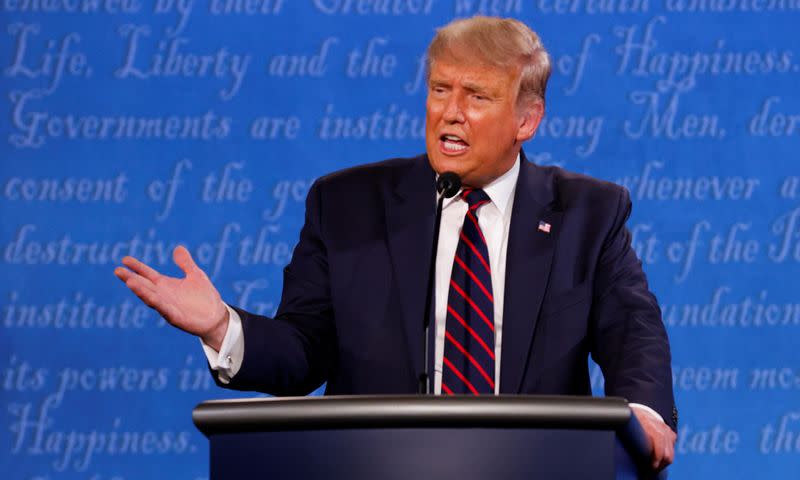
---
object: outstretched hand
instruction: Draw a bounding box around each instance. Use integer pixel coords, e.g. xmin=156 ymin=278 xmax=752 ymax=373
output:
xmin=114 ymin=245 xmax=229 ymax=350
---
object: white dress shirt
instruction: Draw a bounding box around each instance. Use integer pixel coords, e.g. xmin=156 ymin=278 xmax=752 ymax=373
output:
xmin=201 ymin=154 xmax=663 ymax=422
xmin=433 ymin=154 xmax=518 ymax=394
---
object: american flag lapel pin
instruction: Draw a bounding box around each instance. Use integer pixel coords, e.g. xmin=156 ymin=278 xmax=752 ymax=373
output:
xmin=538 ymin=220 xmax=551 ymax=234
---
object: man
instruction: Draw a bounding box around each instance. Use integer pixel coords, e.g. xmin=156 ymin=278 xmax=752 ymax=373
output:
xmin=114 ymin=16 xmax=677 ymax=469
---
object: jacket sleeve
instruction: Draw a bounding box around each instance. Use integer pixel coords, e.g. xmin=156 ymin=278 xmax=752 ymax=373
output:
xmin=589 ymin=186 xmax=678 ymax=431
xmin=209 ymin=179 xmax=338 ymax=396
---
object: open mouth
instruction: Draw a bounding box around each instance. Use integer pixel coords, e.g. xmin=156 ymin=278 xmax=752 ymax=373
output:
xmin=439 ymin=134 xmax=469 ymax=154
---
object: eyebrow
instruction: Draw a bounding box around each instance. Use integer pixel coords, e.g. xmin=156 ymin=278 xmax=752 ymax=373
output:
xmin=429 ymin=79 xmax=449 ymax=87
xmin=429 ymin=79 xmax=493 ymax=96
xmin=461 ymin=82 xmax=491 ymax=95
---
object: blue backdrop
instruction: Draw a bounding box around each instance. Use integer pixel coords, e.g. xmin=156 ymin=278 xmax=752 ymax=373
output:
xmin=2 ymin=1 xmax=799 ymax=478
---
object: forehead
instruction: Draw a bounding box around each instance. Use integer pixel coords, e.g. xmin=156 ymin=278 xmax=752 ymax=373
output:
xmin=428 ymin=60 xmax=520 ymax=92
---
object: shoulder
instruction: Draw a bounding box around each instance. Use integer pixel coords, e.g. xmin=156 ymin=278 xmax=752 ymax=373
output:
xmin=313 ymin=155 xmax=423 ymax=195
xmin=303 ymin=154 xmax=428 ymax=224
xmin=533 ymin=163 xmax=629 ymax=213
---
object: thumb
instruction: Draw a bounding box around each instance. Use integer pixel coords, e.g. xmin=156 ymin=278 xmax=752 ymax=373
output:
xmin=173 ymin=245 xmax=198 ymax=275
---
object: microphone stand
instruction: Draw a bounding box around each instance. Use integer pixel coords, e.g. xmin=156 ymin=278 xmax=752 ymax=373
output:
xmin=418 ymin=172 xmax=460 ymax=395
xmin=418 ymin=193 xmax=446 ymax=395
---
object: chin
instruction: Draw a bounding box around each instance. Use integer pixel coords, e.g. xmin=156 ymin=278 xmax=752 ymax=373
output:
xmin=429 ymin=154 xmax=467 ymax=177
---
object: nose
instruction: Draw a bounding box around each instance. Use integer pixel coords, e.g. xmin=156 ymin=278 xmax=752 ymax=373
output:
xmin=442 ymin=94 xmax=465 ymax=124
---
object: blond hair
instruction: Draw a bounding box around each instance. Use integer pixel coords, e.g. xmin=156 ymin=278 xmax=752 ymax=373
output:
xmin=426 ymin=16 xmax=552 ymax=109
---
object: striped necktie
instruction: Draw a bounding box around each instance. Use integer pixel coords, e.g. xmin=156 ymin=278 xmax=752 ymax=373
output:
xmin=442 ymin=188 xmax=495 ymax=395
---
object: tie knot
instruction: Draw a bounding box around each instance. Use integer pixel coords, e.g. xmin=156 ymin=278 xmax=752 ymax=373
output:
xmin=461 ymin=188 xmax=490 ymax=210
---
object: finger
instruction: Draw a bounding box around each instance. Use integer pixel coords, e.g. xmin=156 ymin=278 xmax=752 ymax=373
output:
xmin=114 ymin=266 xmax=132 ymax=282
xmin=652 ymin=440 xmax=664 ymax=470
xmin=645 ymin=425 xmax=663 ymax=469
xmin=125 ymin=274 xmax=160 ymax=302
xmin=173 ymin=245 xmax=198 ymax=276
xmin=121 ymin=256 xmax=162 ymax=283
xmin=123 ymin=275 xmax=161 ymax=306
xmin=662 ymin=434 xmax=675 ymax=469
xmin=114 ymin=267 xmax=157 ymax=293
xmin=652 ymin=431 xmax=674 ymax=471
xmin=116 ymin=266 xmax=186 ymax=328
xmin=656 ymin=452 xmax=669 ymax=471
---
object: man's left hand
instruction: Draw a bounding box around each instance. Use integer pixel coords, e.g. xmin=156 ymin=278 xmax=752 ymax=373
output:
xmin=632 ymin=407 xmax=677 ymax=470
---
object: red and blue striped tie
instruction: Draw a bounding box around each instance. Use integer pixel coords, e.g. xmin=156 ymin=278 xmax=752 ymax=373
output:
xmin=442 ymin=188 xmax=495 ymax=395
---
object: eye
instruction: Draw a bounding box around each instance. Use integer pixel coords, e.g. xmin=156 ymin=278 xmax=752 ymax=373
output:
xmin=472 ymin=94 xmax=488 ymax=101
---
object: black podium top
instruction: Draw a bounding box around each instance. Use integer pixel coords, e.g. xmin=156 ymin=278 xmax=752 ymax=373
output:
xmin=193 ymin=394 xmax=630 ymax=434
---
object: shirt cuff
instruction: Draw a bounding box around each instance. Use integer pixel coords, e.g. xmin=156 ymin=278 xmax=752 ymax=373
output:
xmin=199 ymin=304 xmax=244 ymax=384
xmin=630 ymin=403 xmax=665 ymax=424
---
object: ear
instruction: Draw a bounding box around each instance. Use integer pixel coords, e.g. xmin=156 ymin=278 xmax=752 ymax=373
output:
xmin=515 ymin=101 xmax=544 ymax=143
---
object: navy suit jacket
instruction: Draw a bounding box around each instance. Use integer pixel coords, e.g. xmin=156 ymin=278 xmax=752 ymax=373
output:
xmin=215 ymin=152 xmax=677 ymax=430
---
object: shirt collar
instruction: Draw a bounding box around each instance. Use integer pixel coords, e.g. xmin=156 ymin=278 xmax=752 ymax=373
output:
xmin=442 ymin=153 xmax=520 ymax=216
xmin=481 ymin=153 xmax=519 ymax=217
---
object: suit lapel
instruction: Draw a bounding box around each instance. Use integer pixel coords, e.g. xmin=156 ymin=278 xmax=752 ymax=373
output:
xmin=384 ymin=156 xmax=437 ymax=385
xmin=500 ymin=152 xmax=563 ymax=393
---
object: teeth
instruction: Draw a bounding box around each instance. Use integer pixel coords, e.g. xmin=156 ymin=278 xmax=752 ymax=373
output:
xmin=443 ymin=134 xmax=463 ymax=141
xmin=443 ymin=140 xmax=467 ymax=152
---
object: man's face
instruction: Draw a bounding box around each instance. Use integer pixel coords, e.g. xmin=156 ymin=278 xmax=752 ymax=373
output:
xmin=425 ymin=59 xmax=541 ymax=188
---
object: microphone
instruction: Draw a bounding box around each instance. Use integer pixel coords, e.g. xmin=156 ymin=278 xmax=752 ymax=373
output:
xmin=419 ymin=172 xmax=461 ymax=394
xmin=437 ymin=172 xmax=462 ymax=199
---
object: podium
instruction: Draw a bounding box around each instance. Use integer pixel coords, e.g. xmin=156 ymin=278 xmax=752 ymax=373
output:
xmin=193 ymin=395 xmax=665 ymax=480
